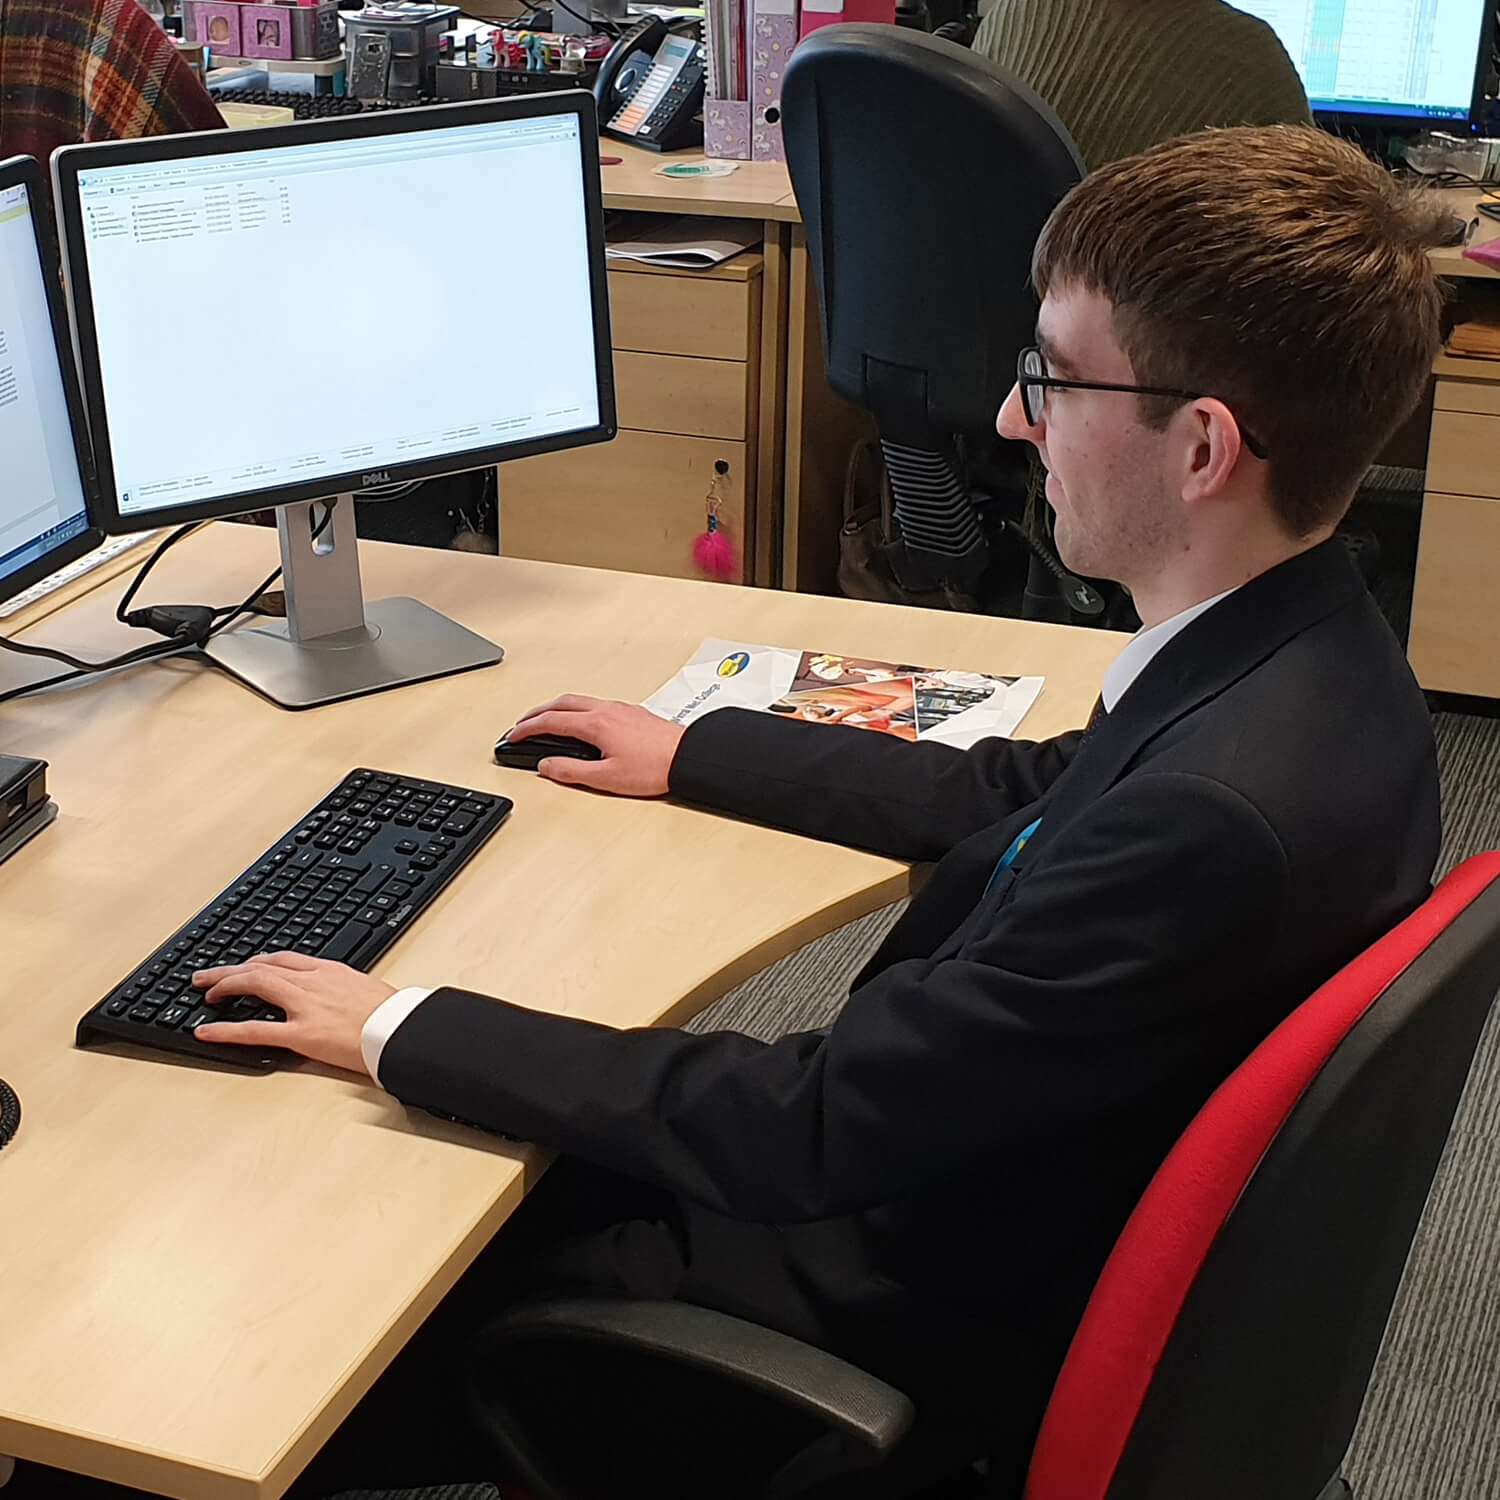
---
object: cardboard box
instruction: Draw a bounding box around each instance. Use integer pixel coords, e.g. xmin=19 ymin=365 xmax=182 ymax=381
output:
xmin=189 ymin=0 xmax=242 ymax=53
xmin=218 ymin=100 xmax=298 ymax=127
xmin=240 ymin=4 xmax=294 ymax=58
xmin=705 ymin=98 xmax=751 ymax=160
xmin=749 ymin=0 xmax=794 ymax=162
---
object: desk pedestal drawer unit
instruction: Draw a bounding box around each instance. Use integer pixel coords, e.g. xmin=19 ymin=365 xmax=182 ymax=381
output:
xmin=497 ymin=254 xmax=765 ymax=584
xmin=1409 ymin=370 xmax=1500 ymax=697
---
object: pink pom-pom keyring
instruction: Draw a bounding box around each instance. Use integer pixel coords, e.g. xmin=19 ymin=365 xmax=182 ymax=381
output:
xmin=693 ymin=469 xmax=739 ymax=581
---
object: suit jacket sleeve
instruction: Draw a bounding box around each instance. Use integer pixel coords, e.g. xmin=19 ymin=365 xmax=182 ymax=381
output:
xmin=667 ymin=707 xmax=1084 ymax=862
xmin=380 ymin=771 xmax=1290 ymax=1222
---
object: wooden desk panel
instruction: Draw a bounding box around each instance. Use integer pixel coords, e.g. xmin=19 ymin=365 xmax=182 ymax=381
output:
xmin=0 ymin=528 xmax=1126 ymax=1499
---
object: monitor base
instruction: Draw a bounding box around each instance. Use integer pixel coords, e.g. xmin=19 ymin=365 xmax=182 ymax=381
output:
xmin=204 ymin=596 xmax=503 ymax=709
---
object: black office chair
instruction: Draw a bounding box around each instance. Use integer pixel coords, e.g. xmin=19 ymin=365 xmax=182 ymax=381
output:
xmin=461 ymin=852 xmax=1500 ymax=1500
xmin=779 ymin=25 xmax=1083 ymax=609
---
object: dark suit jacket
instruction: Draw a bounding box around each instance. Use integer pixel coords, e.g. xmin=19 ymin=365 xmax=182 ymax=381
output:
xmin=381 ymin=539 xmax=1439 ymax=1400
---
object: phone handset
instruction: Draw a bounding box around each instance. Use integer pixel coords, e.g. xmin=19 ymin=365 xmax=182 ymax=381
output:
xmin=592 ymin=16 xmax=669 ymax=116
xmin=593 ymin=17 xmax=705 ymax=152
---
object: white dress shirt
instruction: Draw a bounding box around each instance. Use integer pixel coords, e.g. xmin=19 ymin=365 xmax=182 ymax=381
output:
xmin=1098 ymin=586 xmax=1237 ymax=713
xmin=359 ymin=586 xmax=1240 ymax=1086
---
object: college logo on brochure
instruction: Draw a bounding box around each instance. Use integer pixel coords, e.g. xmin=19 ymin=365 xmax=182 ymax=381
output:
xmin=717 ymin=651 xmax=751 ymax=679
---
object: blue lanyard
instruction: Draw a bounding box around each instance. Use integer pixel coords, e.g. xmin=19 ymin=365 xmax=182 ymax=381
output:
xmin=986 ymin=817 xmax=1042 ymax=894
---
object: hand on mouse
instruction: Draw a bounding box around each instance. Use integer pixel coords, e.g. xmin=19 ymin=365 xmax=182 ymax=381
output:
xmin=509 ymin=695 xmax=686 ymax=796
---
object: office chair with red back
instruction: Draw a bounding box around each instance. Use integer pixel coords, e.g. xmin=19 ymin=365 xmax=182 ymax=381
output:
xmin=0 ymin=0 xmax=223 ymax=166
xmin=466 ymin=852 xmax=1500 ymax=1500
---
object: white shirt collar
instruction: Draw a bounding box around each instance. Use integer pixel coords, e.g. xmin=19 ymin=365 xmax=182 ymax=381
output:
xmin=1100 ymin=585 xmax=1239 ymax=714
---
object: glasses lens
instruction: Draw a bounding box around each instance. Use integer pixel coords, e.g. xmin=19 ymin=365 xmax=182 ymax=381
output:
xmin=1020 ymin=348 xmax=1045 ymax=425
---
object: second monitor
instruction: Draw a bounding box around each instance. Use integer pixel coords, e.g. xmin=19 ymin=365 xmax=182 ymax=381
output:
xmin=50 ymin=93 xmax=617 ymax=709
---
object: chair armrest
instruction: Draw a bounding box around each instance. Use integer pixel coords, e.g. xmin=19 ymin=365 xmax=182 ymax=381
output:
xmin=472 ymin=1296 xmax=917 ymax=1456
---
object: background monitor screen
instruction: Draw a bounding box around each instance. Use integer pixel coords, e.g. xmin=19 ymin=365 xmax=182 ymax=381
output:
xmin=53 ymin=96 xmax=614 ymax=532
xmin=0 ymin=165 xmax=97 ymax=607
xmin=1230 ymin=0 xmax=1492 ymax=122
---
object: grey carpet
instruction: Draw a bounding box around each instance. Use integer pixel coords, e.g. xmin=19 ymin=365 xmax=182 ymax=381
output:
xmin=691 ymin=709 xmax=1500 ymax=1497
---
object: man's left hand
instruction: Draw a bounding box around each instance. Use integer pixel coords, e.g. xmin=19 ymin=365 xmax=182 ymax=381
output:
xmin=191 ymin=952 xmax=396 ymax=1076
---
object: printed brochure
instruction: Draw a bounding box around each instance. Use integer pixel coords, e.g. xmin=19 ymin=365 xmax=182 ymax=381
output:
xmin=644 ymin=638 xmax=1044 ymax=746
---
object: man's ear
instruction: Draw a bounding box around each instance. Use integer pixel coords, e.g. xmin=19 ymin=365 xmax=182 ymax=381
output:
xmin=1179 ymin=398 xmax=1246 ymax=502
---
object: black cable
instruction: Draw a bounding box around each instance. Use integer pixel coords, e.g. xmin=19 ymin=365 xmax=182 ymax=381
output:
xmin=0 ymin=501 xmax=339 ymax=706
xmin=998 ymin=518 xmax=1106 ymax=617
xmin=0 ymin=637 xmax=204 ymax=706
xmin=0 ymin=1079 xmax=20 ymax=1150
xmin=115 ymin=522 xmax=204 ymax=625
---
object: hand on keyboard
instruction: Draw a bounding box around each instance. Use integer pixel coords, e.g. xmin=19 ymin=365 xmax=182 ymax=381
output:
xmin=191 ymin=952 xmax=395 ymax=1076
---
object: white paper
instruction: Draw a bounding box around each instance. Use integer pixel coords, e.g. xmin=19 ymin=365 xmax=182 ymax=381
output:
xmin=644 ymin=638 xmax=1044 ymax=748
xmin=606 ymin=215 xmax=760 ymax=268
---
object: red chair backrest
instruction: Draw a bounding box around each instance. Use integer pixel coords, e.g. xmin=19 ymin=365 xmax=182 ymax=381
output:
xmin=1025 ymin=852 xmax=1500 ymax=1500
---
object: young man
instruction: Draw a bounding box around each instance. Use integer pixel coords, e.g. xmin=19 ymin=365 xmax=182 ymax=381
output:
xmin=196 ymin=127 xmax=1446 ymax=1462
xmin=971 ymin=0 xmax=1311 ymax=171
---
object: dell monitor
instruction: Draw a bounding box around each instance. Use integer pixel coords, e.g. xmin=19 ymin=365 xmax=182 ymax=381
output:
xmin=0 ymin=156 xmax=102 ymax=620
xmin=1229 ymin=0 xmax=1494 ymax=130
xmin=51 ymin=93 xmax=616 ymax=709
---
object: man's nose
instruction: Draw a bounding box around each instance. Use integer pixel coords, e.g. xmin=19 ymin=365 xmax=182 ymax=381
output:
xmin=997 ymin=382 xmax=1038 ymax=443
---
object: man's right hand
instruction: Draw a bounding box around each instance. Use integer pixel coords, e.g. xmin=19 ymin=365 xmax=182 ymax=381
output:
xmin=508 ymin=695 xmax=687 ymax=797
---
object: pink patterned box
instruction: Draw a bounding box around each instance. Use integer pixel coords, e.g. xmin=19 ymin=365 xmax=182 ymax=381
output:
xmin=188 ymin=0 xmax=242 ymax=53
xmin=798 ymin=0 xmax=894 ymax=39
xmin=749 ymin=0 xmax=795 ymax=163
xmin=239 ymin=4 xmax=295 ymax=58
xmin=705 ymin=99 xmax=752 ymax=161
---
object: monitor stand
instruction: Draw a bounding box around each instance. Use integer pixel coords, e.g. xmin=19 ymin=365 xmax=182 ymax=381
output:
xmin=203 ymin=498 xmax=503 ymax=710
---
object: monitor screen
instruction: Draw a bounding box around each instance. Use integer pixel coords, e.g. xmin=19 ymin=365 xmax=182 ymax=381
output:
xmin=52 ymin=96 xmax=615 ymax=532
xmin=1229 ymin=0 xmax=1492 ymax=123
xmin=0 ymin=164 xmax=98 ymax=607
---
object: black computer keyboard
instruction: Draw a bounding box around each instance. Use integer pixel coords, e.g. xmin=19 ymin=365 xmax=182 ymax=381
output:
xmin=214 ymin=88 xmax=438 ymax=120
xmin=76 ymin=769 xmax=512 ymax=1071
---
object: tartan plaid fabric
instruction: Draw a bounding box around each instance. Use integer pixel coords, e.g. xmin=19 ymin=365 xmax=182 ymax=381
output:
xmin=1 ymin=0 xmax=224 ymax=165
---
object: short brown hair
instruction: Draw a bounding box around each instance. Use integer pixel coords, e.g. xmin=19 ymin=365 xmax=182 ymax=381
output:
xmin=1032 ymin=126 xmax=1449 ymax=536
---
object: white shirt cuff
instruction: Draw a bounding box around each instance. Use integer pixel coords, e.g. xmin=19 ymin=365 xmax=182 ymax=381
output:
xmin=361 ymin=986 xmax=434 ymax=1086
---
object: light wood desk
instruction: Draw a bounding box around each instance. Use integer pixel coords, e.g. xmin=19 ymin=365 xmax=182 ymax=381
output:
xmin=0 ymin=526 xmax=1126 ymax=1500
xmin=498 ymin=145 xmax=866 ymax=593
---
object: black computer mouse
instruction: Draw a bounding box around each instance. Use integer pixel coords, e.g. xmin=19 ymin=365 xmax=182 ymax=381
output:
xmin=493 ymin=731 xmax=603 ymax=771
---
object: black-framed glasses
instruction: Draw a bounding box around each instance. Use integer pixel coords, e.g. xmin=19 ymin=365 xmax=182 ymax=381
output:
xmin=1016 ymin=346 xmax=1268 ymax=460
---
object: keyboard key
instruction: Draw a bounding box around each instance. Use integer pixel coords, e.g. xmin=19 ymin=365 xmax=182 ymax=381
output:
xmin=320 ymin=922 xmax=374 ymax=964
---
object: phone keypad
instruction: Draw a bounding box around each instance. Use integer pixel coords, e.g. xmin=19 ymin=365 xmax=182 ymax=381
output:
xmin=645 ymin=78 xmax=697 ymax=133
